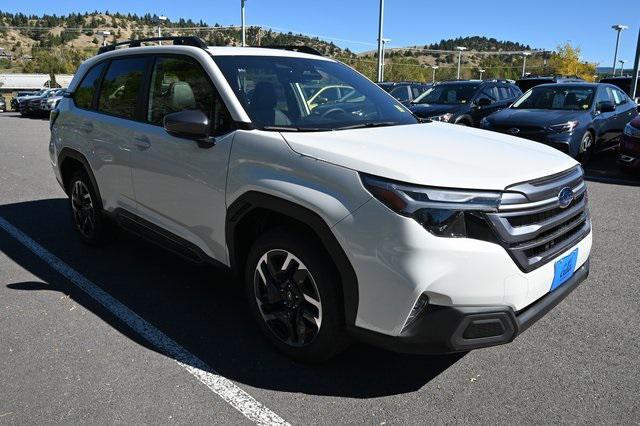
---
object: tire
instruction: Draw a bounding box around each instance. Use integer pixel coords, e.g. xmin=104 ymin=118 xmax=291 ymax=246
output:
xmin=577 ymin=131 xmax=594 ymax=165
xmin=245 ymin=227 xmax=350 ymax=363
xmin=67 ymin=169 xmax=112 ymax=245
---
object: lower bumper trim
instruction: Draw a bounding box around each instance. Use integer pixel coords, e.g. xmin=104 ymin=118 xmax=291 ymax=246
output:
xmin=348 ymin=259 xmax=590 ymax=354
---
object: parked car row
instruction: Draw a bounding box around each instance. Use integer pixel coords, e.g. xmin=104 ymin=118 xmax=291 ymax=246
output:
xmin=16 ymin=88 xmax=65 ymax=117
xmin=378 ymin=81 xmax=431 ymax=106
xmin=402 ymin=77 xmax=639 ymax=166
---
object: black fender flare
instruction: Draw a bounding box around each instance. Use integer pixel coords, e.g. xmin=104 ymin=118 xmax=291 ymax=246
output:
xmin=58 ymin=148 xmax=102 ymax=205
xmin=226 ymin=191 xmax=359 ymax=326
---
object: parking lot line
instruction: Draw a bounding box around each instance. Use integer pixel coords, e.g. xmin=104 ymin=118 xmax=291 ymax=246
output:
xmin=0 ymin=216 xmax=289 ymax=426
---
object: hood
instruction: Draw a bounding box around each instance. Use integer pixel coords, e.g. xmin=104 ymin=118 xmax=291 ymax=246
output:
xmin=409 ymin=103 xmax=461 ymax=118
xmin=487 ymin=108 xmax=587 ymax=127
xmin=280 ymin=122 xmax=577 ymax=191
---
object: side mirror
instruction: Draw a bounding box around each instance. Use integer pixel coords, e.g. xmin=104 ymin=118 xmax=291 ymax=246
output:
xmin=163 ymin=110 xmax=215 ymax=148
xmin=597 ymin=101 xmax=616 ymax=113
xmin=476 ymin=97 xmax=492 ymax=107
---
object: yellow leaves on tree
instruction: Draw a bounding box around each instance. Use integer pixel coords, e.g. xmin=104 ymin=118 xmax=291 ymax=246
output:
xmin=548 ymin=43 xmax=598 ymax=81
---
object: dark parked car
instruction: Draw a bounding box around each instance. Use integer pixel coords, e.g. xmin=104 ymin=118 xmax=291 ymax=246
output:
xmin=0 ymin=96 xmax=6 ymax=112
xmin=599 ymin=77 xmax=640 ymax=104
xmin=409 ymin=80 xmax=522 ymax=126
xmin=618 ymin=115 xmax=640 ymax=172
xmin=11 ymin=91 xmax=37 ymax=111
xmin=19 ymin=89 xmax=59 ymax=117
xmin=378 ymin=81 xmax=431 ymax=106
xmin=515 ymin=76 xmax=584 ymax=93
xmin=481 ymin=83 xmax=638 ymax=162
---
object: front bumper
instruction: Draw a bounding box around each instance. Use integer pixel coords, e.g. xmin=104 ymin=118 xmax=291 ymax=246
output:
xmin=349 ymin=260 xmax=589 ymax=354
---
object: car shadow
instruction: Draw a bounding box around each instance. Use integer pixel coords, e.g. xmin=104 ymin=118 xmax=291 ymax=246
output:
xmin=584 ymin=148 xmax=640 ymax=187
xmin=0 ymin=198 xmax=464 ymax=398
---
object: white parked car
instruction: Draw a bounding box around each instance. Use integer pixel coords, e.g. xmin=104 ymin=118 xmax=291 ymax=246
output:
xmin=49 ymin=37 xmax=592 ymax=362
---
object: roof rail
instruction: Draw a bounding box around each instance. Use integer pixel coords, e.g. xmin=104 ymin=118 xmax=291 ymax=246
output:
xmin=97 ymin=36 xmax=207 ymax=55
xmin=261 ymin=45 xmax=323 ymax=56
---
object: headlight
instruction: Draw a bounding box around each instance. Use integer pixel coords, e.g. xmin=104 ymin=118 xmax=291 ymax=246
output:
xmin=624 ymin=123 xmax=640 ymax=137
xmin=548 ymin=120 xmax=579 ymax=133
xmin=429 ymin=112 xmax=453 ymax=122
xmin=361 ymin=174 xmax=501 ymax=238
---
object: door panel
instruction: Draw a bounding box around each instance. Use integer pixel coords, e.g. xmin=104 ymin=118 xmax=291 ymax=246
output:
xmin=130 ymin=54 xmax=235 ymax=264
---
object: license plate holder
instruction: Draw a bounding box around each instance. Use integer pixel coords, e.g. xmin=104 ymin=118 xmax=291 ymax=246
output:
xmin=551 ymin=249 xmax=579 ymax=291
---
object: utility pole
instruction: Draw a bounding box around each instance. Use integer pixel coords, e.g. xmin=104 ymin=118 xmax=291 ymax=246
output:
xmin=478 ymin=68 xmax=485 ymax=80
xmin=631 ymin=27 xmax=640 ymax=100
xmin=376 ymin=0 xmax=385 ymax=83
xmin=241 ymin=0 xmax=247 ymax=47
xmin=431 ymin=65 xmax=439 ymax=83
xmin=157 ymin=15 xmax=167 ymax=45
xmin=611 ymin=24 xmax=628 ymax=76
xmin=618 ymin=59 xmax=626 ymax=76
xmin=455 ymin=46 xmax=466 ymax=79
xmin=521 ymin=52 xmax=531 ymax=78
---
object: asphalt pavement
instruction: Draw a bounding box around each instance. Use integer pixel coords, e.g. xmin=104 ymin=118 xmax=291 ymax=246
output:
xmin=0 ymin=112 xmax=638 ymax=424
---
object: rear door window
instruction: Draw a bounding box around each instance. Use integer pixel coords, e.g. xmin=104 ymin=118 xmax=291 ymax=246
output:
xmin=74 ymin=62 xmax=107 ymax=110
xmin=98 ymin=57 xmax=149 ymax=120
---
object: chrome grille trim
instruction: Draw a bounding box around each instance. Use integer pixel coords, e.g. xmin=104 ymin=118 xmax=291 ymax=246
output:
xmin=486 ymin=166 xmax=590 ymax=272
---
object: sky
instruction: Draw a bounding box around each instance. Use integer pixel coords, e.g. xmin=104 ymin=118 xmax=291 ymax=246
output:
xmin=2 ymin=0 xmax=639 ymax=66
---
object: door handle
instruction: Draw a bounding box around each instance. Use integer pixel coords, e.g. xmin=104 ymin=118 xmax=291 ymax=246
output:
xmin=133 ymin=135 xmax=151 ymax=151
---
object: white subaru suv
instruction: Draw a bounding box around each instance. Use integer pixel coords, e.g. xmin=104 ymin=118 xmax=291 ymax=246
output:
xmin=49 ymin=37 xmax=592 ymax=362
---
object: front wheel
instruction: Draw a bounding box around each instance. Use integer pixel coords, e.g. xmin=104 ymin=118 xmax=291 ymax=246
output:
xmin=578 ymin=131 xmax=594 ymax=164
xmin=245 ymin=228 xmax=350 ymax=362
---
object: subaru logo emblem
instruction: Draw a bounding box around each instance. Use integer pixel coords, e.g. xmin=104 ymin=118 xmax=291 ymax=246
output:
xmin=508 ymin=127 xmax=520 ymax=135
xmin=558 ymin=187 xmax=574 ymax=208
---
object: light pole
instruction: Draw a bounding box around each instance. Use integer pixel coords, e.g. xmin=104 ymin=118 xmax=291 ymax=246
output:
xmin=611 ymin=24 xmax=628 ymax=76
xmin=478 ymin=68 xmax=485 ymax=80
xmin=379 ymin=38 xmax=391 ymax=82
xmin=618 ymin=59 xmax=626 ymax=76
xmin=100 ymin=31 xmax=111 ymax=47
xmin=455 ymin=46 xmax=466 ymax=80
xmin=431 ymin=65 xmax=439 ymax=83
xmin=241 ymin=0 xmax=246 ymax=47
xmin=376 ymin=0 xmax=385 ymax=83
xmin=521 ymin=52 xmax=531 ymax=78
xmin=631 ymin=28 xmax=640 ymax=100
xmin=157 ymin=15 xmax=167 ymax=45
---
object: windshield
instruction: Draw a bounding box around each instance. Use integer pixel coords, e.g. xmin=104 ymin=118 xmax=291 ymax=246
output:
xmin=213 ymin=55 xmax=418 ymax=131
xmin=512 ymin=86 xmax=595 ymax=111
xmin=412 ymin=83 xmax=479 ymax=105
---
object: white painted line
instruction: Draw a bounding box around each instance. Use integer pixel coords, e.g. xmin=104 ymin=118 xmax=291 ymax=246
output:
xmin=0 ymin=216 xmax=289 ymax=426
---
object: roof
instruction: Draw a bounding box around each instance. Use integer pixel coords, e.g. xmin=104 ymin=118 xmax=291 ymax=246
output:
xmin=206 ymin=46 xmax=333 ymax=61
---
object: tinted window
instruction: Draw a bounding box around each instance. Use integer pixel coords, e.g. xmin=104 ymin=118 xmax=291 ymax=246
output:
xmin=613 ymin=88 xmax=628 ymax=105
xmin=512 ymin=86 xmax=595 ymax=111
xmin=497 ymin=86 xmax=512 ymax=101
xmin=98 ymin=57 xmax=148 ymax=119
xmin=390 ymin=85 xmax=410 ymax=102
xmin=147 ymin=56 xmax=231 ymax=134
xmin=479 ymin=86 xmax=498 ymax=101
xmin=413 ymin=83 xmax=479 ymax=105
xmin=74 ymin=62 xmax=106 ymax=110
xmin=595 ymin=87 xmax=610 ymax=105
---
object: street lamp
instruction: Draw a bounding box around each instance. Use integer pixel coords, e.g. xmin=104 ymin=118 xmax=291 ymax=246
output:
xmin=455 ymin=46 xmax=467 ymax=80
xmin=379 ymin=38 xmax=391 ymax=82
xmin=478 ymin=68 xmax=485 ymax=79
xmin=157 ymin=15 xmax=167 ymax=45
xmin=618 ymin=59 xmax=626 ymax=76
xmin=521 ymin=52 xmax=531 ymax=78
xmin=100 ymin=31 xmax=111 ymax=47
xmin=611 ymin=24 xmax=628 ymax=76
xmin=241 ymin=0 xmax=247 ymax=47
xmin=431 ymin=65 xmax=439 ymax=83
xmin=376 ymin=0 xmax=385 ymax=83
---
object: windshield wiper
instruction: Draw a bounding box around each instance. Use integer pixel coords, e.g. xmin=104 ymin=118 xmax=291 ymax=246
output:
xmin=261 ymin=126 xmax=328 ymax=132
xmin=332 ymin=121 xmax=399 ymax=131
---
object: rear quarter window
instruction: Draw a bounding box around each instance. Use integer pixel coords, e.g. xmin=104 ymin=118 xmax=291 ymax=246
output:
xmin=74 ymin=62 xmax=107 ymax=110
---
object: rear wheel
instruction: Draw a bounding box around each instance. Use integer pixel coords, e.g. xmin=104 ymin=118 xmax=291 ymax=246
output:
xmin=67 ymin=170 xmax=112 ymax=245
xmin=245 ymin=228 xmax=349 ymax=362
xmin=578 ymin=131 xmax=594 ymax=164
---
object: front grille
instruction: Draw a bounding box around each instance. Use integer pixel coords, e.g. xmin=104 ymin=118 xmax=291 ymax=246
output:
xmin=485 ymin=166 xmax=590 ymax=272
